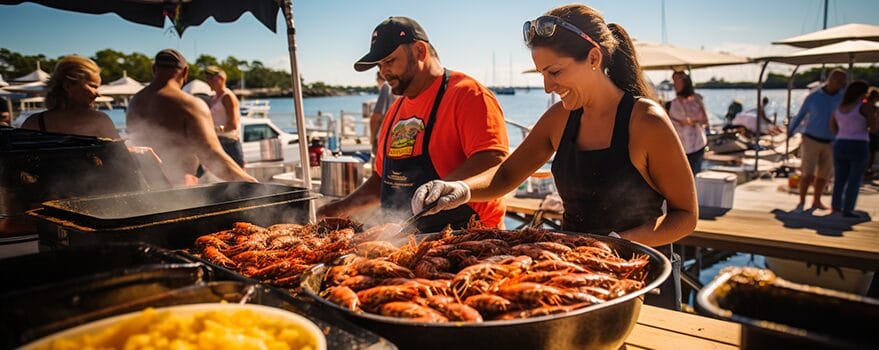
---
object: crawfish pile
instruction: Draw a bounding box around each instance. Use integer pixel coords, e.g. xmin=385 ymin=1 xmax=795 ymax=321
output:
xmin=194 ymin=220 xmax=399 ymax=287
xmin=320 ymin=227 xmax=651 ymax=323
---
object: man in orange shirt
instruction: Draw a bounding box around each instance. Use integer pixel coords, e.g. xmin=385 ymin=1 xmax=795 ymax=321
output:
xmin=317 ymin=16 xmax=509 ymax=232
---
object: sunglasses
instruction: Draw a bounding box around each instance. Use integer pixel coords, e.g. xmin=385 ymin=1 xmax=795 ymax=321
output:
xmin=523 ymin=15 xmax=600 ymax=50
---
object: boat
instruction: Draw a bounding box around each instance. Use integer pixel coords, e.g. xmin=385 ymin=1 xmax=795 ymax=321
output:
xmin=489 ymin=86 xmax=515 ymax=95
xmin=239 ymin=99 xmax=271 ymax=118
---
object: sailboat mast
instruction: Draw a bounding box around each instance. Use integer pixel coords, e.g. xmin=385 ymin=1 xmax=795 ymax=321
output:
xmin=661 ymin=0 xmax=668 ymax=44
xmin=823 ymin=0 xmax=829 ymax=29
xmin=509 ymin=53 xmax=513 ymax=88
xmin=492 ymin=51 xmax=496 ymax=87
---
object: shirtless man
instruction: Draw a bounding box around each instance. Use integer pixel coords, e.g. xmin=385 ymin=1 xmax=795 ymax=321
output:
xmin=126 ymin=49 xmax=256 ymax=186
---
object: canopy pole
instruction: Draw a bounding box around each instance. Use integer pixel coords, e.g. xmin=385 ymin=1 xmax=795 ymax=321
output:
xmin=754 ymin=60 xmax=770 ymax=175
xmin=280 ymin=0 xmax=315 ymax=223
xmin=849 ymin=53 xmax=855 ymax=83
xmin=785 ymin=65 xmax=800 ymax=162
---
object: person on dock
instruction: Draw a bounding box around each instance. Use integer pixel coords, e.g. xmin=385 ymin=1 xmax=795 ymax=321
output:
xmin=410 ymin=4 xmax=697 ymax=310
xmin=0 ymin=97 xmax=11 ymax=127
xmin=866 ymin=87 xmax=879 ymax=181
xmin=369 ymin=71 xmax=396 ymax=158
xmin=666 ymin=71 xmax=708 ymax=175
xmin=788 ymin=68 xmax=847 ymax=211
xmin=20 ymin=55 xmax=119 ymax=139
xmin=204 ymin=65 xmax=244 ymax=168
xmin=829 ymin=81 xmax=877 ymax=217
xmin=317 ymin=16 xmax=509 ymax=232
xmin=126 ymin=49 xmax=256 ymax=186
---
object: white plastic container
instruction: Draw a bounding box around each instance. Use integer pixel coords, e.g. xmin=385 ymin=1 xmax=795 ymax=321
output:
xmin=696 ymin=171 xmax=737 ymax=208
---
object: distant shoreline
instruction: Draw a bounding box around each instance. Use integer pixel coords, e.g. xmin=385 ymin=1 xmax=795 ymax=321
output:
xmin=235 ymin=87 xmax=359 ymax=98
xmin=241 ymin=85 xmax=803 ymax=98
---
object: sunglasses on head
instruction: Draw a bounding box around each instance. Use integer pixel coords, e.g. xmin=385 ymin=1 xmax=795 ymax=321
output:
xmin=523 ymin=15 xmax=600 ymax=50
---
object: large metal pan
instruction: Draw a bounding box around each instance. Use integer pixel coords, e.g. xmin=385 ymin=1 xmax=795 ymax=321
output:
xmin=301 ymin=230 xmax=671 ymax=350
xmin=697 ymin=267 xmax=879 ymax=350
xmin=39 ymin=182 xmax=311 ymax=228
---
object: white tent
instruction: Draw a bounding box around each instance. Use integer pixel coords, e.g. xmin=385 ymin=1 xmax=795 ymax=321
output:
xmin=3 ymin=80 xmax=46 ymax=93
xmin=98 ymin=71 xmax=144 ymax=95
xmin=633 ymin=41 xmax=751 ymax=71
xmin=762 ymin=39 xmax=879 ymax=67
xmin=12 ymin=61 xmax=50 ymax=83
xmin=773 ymin=23 xmax=879 ymax=48
xmin=182 ymin=79 xmax=214 ymax=96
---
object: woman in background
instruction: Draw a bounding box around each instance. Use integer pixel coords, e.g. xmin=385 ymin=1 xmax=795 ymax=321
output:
xmin=667 ymin=71 xmax=708 ymax=175
xmin=21 ymin=55 xmax=119 ymax=139
xmin=204 ymin=65 xmax=244 ymax=167
xmin=829 ymin=81 xmax=877 ymax=217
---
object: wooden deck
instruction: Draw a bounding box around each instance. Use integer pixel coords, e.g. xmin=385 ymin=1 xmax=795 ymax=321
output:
xmin=683 ymin=178 xmax=879 ymax=270
xmin=628 ymin=305 xmax=740 ymax=350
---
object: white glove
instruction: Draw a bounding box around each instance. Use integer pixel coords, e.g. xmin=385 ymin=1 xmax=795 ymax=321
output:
xmin=538 ymin=192 xmax=564 ymax=213
xmin=411 ymin=180 xmax=471 ymax=216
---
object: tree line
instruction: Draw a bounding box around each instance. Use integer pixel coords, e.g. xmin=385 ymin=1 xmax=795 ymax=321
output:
xmin=0 ymin=48 xmax=376 ymax=96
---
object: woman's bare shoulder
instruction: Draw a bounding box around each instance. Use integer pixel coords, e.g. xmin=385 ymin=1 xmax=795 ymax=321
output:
xmin=632 ymin=98 xmax=671 ymax=126
xmin=20 ymin=113 xmax=40 ymax=130
xmin=631 ymin=98 xmax=679 ymax=144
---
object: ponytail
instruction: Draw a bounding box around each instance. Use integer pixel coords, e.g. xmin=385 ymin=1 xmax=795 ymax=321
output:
xmin=607 ymin=23 xmax=656 ymax=101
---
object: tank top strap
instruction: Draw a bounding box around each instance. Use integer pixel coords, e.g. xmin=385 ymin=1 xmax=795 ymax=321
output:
xmin=36 ymin=111 xmax=47 ymax=132
xmin=560 ymin=108 xmax=584 ymax=145
xmin=610 ymin=93 xmax=636 ymax=149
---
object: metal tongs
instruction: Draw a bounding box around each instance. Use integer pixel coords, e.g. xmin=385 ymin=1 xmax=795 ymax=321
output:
xmin=396 ymin=201 xmax=439 ymax=236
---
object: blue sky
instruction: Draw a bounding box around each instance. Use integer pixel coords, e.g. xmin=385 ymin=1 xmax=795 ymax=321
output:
xmin=1 ymin=0 xmax=878 ymax=86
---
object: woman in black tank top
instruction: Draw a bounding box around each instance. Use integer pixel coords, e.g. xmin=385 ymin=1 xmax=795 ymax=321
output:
xmin=411 ymin=4 xmax=697 ymax=309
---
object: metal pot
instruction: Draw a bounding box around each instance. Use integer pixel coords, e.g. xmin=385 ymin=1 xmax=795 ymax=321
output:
xmin=259 ymin=138 xmax=283 ymax=161
xmin=320 ymin=155 xmax=366 ymax=197
xmin=300 ymin=230 xmax=671 ymax=350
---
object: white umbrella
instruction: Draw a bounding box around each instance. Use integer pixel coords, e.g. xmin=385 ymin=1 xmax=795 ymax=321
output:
xmin=773 ymin=23 xmax=879 ymax=48
xmin=634 ymin=41 xmax=751 ymax=70
xmin=182 ymin=79 xmax=214 ymax=96
xmin=12 ymin=61 xmax=50 ymax=83
xmin=3 ymin=80 xmax=46 ymax=93
xmin=98 ymin=71 xmax=144 ymax=95
xmin=761 ymin=39 xmax=879 ymax=67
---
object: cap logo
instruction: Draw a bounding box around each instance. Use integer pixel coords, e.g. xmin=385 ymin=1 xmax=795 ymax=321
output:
xmin=400 ymin=31 xmax=406 ymax=37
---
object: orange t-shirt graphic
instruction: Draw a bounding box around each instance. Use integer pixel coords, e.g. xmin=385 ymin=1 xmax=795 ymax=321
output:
xmin=375 ymin=71 xmax=509 ymax=227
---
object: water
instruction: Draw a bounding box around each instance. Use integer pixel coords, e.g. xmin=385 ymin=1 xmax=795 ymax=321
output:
xmin=104 ymin=88 xmax=810 ymax=148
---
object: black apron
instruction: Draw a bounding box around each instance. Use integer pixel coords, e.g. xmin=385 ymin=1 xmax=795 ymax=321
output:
xmin=35 ymin=111 xmax=47 ymax=132
xmin=379 ymin=70 xmax=479 ymax=233
xmin=551 ymin=93 xmax=682 ymax=310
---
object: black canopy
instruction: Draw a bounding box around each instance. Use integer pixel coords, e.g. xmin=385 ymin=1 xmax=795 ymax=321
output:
xmin=0 ymin=0 xmax=279 ymax=36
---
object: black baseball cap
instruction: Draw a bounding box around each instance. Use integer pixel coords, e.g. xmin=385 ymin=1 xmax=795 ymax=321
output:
xmin=155 ymin=48 xmax=187 ymax=69
xmin=354 ymin=16 xmax=429 ymax=72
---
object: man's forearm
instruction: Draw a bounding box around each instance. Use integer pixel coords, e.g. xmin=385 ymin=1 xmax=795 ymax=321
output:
xmin=443 ymin=150 xmax=507 ymax=181
xmin=328 ymin=173 xmax=382 ymax=215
